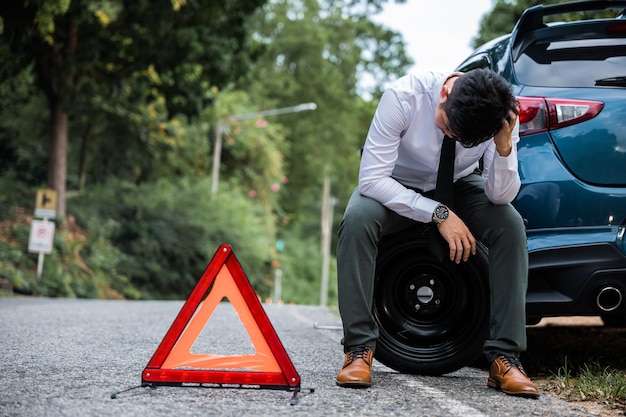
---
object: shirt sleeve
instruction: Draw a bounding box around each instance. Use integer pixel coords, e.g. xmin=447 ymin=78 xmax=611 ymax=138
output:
xmin=358 ymin=89 xmax=439 ymax=224
xmin=481 ymin=120 xmax=522 ymax=205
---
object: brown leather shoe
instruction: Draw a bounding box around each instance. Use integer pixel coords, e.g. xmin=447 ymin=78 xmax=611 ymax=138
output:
xmin=488 ymin=355 xmax=540 ymax=398
xmin=336 ymin=346 xmax=373 ymax=388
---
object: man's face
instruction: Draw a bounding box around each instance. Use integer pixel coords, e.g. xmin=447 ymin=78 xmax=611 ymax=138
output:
xmin=434 ymin=75 xmax=460 ymax=139
xmin=435 ymin=106 xmax=456 ymax=139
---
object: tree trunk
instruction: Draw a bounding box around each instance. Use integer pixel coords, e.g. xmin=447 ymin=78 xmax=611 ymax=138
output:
xmin=48 ymin=94 xmax=68 ymax=221
xmin=44 ymin=14 xmax=77 ymax=223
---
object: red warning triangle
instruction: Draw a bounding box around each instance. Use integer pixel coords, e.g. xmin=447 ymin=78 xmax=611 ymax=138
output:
xmin=142 ymin=243 xmax=300 ymax=392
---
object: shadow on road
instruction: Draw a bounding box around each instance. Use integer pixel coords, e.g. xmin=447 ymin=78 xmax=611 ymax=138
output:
xmin=522 ymin=318 xmax=626 ymax=378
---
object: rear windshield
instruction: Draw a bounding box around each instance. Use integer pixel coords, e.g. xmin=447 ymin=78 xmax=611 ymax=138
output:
xmin=514 ymin=38 xmax=626 ymax=87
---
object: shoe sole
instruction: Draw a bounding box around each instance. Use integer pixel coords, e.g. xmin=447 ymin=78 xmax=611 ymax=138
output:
xmin=487 ymin=378 xmax=540 ymax=399
xmin=336 ymin=380 xmax=371 ymax=388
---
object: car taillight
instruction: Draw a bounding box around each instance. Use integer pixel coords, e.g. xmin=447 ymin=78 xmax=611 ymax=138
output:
xmin=517 ymin=97 xmax=604 ymax=136
xmin=518 ymin=97 xmax=548 ymax=135
xmin=606 ymin=21 xmax=626 ymax=36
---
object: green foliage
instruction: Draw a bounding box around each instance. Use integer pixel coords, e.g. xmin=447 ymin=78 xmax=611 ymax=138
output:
xmin=0 ymin=178 xmax=34 ymax=219
xmin=214 ymin=89 xmax=290 ymax=204
xmin=277 ymin=230 xmax=338 ymax=305
xmin=0 ymin=0 xmax=268 ymax=115
xmin=0 ymin=179 xmax=136 ymax=298
xmin=0 ymin=221 xmax=35 ymax=293
xmin=0 ymin=0 xmax=270 ymax=219
xmin=553 ymin=357 xmax=626 ymax=406
xmin=245 ymin=0 xmax=410 ymax=253
xmin=0 ymin=68 xmax=49 ymax=185
xmin=0 ymin=0 xmax=411 ymax=305
xmin=70 ymin=177 xmax=279 ymax=300
xmin=74 ymin=93 xmax=213 ymax=187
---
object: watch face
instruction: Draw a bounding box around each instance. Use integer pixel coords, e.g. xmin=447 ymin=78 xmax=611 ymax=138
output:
xmin=434 ymin=204 xmax=449 ymax=222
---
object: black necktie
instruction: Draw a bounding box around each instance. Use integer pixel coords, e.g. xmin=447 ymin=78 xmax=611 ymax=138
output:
xmin=429 ymin=135 xmax=455 ymax=261
xmin=434 ymin=135 xmax=455 ymax=207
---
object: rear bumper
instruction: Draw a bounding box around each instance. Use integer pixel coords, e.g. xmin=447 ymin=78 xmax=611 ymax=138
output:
xmin=526 ymin=226 xmax=626 ymax=319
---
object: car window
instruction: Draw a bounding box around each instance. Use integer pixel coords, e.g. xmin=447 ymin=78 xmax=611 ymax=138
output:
xmin=457 ymin=55 xmax=490 ymax=72
xmin=514 ymin=38 xmax=626 ymax=87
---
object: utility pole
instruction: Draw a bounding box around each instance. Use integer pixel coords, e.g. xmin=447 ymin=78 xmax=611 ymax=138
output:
xmin=319 ymin=165 xmax=335 ymax=306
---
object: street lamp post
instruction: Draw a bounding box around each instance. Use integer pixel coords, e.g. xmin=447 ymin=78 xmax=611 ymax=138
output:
xmin=210 ymin=102 xmax=317 ymax=197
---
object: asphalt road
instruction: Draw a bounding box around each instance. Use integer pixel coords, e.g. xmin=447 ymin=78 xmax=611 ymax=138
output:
xmin=0 ymin=297 xmax=600 ymax=417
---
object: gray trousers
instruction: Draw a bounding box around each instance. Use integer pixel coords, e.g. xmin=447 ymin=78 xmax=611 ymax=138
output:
xmin=336 ymin=173 xmax=528 ymax=363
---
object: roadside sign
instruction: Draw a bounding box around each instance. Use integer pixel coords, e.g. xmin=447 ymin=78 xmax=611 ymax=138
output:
xmin=35 ymin=189 xmax=57 ymax=219
xmin=28 ymin=220 xmax=55 ymax=254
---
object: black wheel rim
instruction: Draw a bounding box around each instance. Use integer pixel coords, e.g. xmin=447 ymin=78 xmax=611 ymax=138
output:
xmin=374 ymin=240 xmax=489 ymax=366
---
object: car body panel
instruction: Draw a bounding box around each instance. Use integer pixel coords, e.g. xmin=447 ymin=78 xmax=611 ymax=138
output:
xmin=518 ymin=86 xmax=626 ymax=187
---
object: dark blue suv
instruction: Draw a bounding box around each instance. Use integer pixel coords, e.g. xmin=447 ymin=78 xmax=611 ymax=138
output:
xmin=372 ymin=0 xmax=626 ymax=375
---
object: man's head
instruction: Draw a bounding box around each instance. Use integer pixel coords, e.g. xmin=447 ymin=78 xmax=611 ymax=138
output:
xmin=436 ymin=68 xmax=518 ymax=147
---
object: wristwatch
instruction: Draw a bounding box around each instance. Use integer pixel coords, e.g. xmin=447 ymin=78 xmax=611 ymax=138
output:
xmin=432 ymin=204 xmax=449 ymax=224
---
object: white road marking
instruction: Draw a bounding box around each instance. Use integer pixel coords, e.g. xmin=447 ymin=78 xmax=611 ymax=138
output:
xmin=394 ymin=374 xmax=488 ymax=417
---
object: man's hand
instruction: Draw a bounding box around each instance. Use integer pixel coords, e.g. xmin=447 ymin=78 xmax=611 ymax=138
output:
xmin=436 ymin=210 xmax=476 ymax=264
xmin=493 ymin=110 xmax=518 ymax=157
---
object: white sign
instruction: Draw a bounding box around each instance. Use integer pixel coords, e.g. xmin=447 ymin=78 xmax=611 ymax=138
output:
xmin=28 ymin=220 xmax=55 ymax=254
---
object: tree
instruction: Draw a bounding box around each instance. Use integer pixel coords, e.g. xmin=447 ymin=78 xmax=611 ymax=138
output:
xmin=0 ymin=0 xmax=266 ymax=221
xmin=246 ymin=0 xmax=411 ymax=217
xmin=0 ymin=0 xmax=415 ymax=302
xmin=234 ymin=0 xmax=412 ymax=303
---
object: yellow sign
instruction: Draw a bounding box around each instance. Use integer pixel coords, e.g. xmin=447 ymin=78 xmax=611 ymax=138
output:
xmin=35 ymin=189 xmax=57 ymax=219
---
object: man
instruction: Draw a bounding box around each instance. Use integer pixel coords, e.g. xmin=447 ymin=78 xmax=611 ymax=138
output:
xmin=335 ymin=68 xmax=539 ymax=398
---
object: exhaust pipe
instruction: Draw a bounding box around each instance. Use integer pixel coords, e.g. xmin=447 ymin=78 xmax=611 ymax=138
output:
xmin=596 ymin=286 xmax=623 ymax=312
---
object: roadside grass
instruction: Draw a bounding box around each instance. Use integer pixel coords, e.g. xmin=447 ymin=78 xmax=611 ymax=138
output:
xmin=550 ymin=359 xmax=626 ymax=410
xmin=524 ymin=320 xmax=626 ymax=415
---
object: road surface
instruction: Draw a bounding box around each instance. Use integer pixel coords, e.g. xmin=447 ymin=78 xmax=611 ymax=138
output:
xmin=0 ymin=298 xmax=599 ymax=416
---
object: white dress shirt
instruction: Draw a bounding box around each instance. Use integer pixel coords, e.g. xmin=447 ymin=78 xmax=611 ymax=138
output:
xmin=358 ymin=71 xmax=521 ymax=224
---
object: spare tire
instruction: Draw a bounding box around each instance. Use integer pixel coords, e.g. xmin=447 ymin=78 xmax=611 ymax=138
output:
xmin=373 ymin=224 xmax=490 ymax=375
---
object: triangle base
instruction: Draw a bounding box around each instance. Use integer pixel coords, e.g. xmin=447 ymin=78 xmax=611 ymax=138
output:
xmin=142 ymin=369 xmax=298 ymax=391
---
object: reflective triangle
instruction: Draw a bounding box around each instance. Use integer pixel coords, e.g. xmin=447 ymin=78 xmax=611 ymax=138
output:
xmin=142 ymin=244 xmax=300 ymax=392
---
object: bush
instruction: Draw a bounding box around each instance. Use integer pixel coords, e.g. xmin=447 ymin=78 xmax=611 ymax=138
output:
xmin=0 ymin=177 xmax=335 ymax=304
xmin=276 ymin=232 xmax=337 ymax=306
xmin=71 ymin=177 xmax=277 ymax=300
xmin=0 ymin=179 xmax=138 ymax=298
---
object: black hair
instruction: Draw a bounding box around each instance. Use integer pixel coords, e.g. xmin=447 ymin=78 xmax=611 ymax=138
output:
xmin=441 ymin=68 xmax=518 ymax=147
